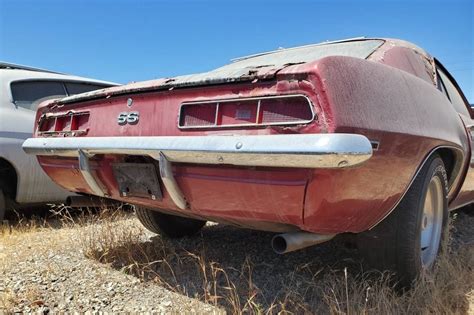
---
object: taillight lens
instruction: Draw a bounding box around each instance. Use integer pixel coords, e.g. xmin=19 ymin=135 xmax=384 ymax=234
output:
xmin=260 ymin=97 xmax=313 ymax=124
xmin=219 ymin=100 xmax=259 ymax=125
xmin=71 ymin=113 xmax=90 ymax=131
xmin=38 ymin=112 xmax=90 ymax=136
xmin=179 ymin=104 xmax=216 ymax=127
xmin=179 ymin=95 xmax=314 ymax=128
xmin=55 ymin=116 xmax=72 ymax=132
xmin=38 ymin=117 xmax=56 ymax=132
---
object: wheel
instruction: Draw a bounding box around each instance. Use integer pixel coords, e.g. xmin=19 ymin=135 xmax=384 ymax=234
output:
xmin=135 ymin=207 xmax=206 ymax=238
xmin=359 ymin=154 xmax=448 ymax=287
xmin=0 ymin=189 xmax=5 ymax=221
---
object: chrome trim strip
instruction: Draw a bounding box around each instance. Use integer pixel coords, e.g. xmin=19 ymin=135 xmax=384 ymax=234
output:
xmin=256 ymin=99 xmax=261 ymax=123
xmin=158 ymin=152 xmax=187 ymax=210
xmin=177 ymin=94 xmax=316 ymax=129
xmin=23 ymin=134 xmax=373 ymax=169
xmin=78 ymin=149 xmax=106 ymax=197
xmin=214 ymin=102 xmax=220 ymax=126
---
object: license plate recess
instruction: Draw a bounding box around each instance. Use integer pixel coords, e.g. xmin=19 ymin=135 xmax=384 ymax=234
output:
xmin=112 ymin=163 xmax=162 ymax=200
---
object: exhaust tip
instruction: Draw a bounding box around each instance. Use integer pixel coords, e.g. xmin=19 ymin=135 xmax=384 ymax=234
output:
xmin=271 ymin=235 xmax=288 ymax=254
xmin=271 ymin=232 xmax=336 ymax=254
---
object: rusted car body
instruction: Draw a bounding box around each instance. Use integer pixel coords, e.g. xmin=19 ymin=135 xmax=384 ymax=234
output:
xmin=23 ymin=38 xmax=473 ymax=283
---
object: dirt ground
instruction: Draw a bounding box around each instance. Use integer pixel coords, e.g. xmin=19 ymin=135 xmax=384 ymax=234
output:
xmin=0 ymin=207 xmax=473 ymax=313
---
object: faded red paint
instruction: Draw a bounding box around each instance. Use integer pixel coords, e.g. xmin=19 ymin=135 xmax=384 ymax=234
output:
xmin=34 ymin=40 xmax=474 ymax=234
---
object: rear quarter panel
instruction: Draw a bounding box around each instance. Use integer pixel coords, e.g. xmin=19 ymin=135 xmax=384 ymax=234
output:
xmin=278 ymin=56 xmax=469 ymax=232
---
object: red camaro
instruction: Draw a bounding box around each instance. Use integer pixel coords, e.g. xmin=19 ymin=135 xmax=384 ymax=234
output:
xmin=23 ymin=38 xmax=473 ymax=285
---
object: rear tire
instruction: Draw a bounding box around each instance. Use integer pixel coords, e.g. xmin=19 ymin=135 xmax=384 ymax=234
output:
xmin=135 ymin=207 xmax=206 ymax=238
xmin=0 ymin=189 xmax=5 ymax=221
xmin=359 ymin=154 xmax=448 ymax=287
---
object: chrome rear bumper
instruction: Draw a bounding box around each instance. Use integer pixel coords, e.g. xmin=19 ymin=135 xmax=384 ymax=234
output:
xmin=23 ymin=134 xmax=373 ymax=209
xmin=23 ymin=134 xmax=372 ymax=168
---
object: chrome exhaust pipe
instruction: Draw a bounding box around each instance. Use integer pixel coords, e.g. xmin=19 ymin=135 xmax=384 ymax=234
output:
xmin=271 ymin=232 xmax=336 ymax=254
xmin=66 ymin=195 xmax=121 ymax=208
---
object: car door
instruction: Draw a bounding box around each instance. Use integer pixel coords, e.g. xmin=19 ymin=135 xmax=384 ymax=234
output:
xmin=436 ymin=64 xmax=474 ymax=209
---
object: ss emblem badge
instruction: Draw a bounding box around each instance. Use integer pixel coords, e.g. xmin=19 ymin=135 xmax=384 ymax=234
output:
xmin=117 ymin=112 xmax=140 ymax=125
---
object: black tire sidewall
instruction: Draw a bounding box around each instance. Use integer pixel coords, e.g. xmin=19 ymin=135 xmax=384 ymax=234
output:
xmin=409 ymin=157 xmax=449 ymax=274
xmin=135 ymin=207 xmax=206 ymax=238
xmin=154 ymin=211 xmax=206 ymax=238
xmin=0 ymin=189 xmax=6 ymax=221
xmin=358 ymin=154 xmax=449 ymax=287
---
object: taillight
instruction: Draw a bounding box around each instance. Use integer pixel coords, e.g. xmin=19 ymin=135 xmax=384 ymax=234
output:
xmin=260 ymin=97 xmax=313 ymax=124
xmin=55 ymin=116 xmax=72 ymax=132
xmin=180 ymin=104 xmax=216 ymax=127
xmin=179 ymin=95 xmax=314 ymax=129
xmin=38 ymin=112 xmax=90 ymax=136
xmin=38 ymin=117 xmax=56 ymax=133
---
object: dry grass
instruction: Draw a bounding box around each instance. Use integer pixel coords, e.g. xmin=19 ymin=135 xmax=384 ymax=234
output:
xmin=1 ymin=207 xmax=472 ymax=313
xmin=0 ymin=213 xmax=48 ymax=237
xmin=321 ymin=248 xmax=473 ymax=314
xmin=0 ymin=204 xmax=92 ymax=237
xmin=76 ymin=209 xmax=474 ymax=314
xmin=0 ymin=289 xmax=18 ymax=312
xmin=0 ymin=286 xmax=44 ymax=312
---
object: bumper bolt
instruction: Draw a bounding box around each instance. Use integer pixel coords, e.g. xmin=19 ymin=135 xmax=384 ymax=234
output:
xmin=235 ymin=142 xmax=243 ymax=149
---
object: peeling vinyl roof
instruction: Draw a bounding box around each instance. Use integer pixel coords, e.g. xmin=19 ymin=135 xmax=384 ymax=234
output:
xmin=58 ymin=39 xmax=384 ymax=104
xmin=219 ymin=39 xmax=383 ymax=71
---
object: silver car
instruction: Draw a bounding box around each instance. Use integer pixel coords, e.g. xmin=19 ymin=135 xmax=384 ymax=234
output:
xmin=0 ymin=62 xmax=117 ymax=219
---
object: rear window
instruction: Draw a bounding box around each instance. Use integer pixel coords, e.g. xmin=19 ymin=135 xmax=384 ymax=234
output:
xmin=437 ymin=69 xmax=470 ymax=117
xmin=65 ymin=82 xmax=107 ymax=95
xmin=11 ymin=80 xmax=110 ymax=110
xmin=11 ymin=81 xmax=66 ymax=110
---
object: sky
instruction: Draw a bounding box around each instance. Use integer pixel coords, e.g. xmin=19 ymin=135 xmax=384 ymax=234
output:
xmin=0 ymin=0 xmax=473 ymax=102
